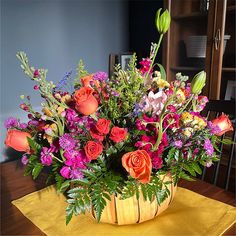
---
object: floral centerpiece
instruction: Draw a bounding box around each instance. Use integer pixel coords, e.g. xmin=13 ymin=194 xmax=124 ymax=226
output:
xmin=4 ymin=9 xmax=233 ymax=225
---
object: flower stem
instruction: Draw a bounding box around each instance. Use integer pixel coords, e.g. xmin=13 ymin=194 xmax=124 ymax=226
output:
xmin=144 ymin=34 xmax=163 ymax=81
xmin=178 ymin=94 xmax=194 ymax=114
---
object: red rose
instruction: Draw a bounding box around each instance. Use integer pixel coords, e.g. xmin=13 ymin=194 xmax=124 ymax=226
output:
xmin=211 ymin=113 xmax=233 ymax=136
xmin=96 ymin=118 xmax=111 ymax=135
xmin=110 ymin=127 xmax=127 ymax=143
xmin=90 ymin=126 xmax=105 ymax=142
xmin=122 ymin=150 xmax=152 ymax=183
xmin=84 ymin=141 xmax=103 ymax=160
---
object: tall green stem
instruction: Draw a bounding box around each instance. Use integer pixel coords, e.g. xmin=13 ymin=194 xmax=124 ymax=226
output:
xmin=178 ymin=94 xmax=194 ymax=114
xmin=144 ymin=34 xmax=163 ymax=81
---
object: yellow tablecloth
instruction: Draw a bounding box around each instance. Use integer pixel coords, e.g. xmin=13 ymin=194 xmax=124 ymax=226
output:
xmin=12 ymin=185 xmax=236 ymax=236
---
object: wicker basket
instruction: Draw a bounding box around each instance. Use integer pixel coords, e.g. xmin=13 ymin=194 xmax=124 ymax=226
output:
xmin=90 ymin=174 xmax=177 ymax=225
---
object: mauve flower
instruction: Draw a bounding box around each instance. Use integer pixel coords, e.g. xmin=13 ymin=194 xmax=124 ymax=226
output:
xmin=28 ymin=120 xmax=39 ymax=126
xmin=59 ymin=133 xmax=77 ymax=151
xmin=19 ymin=123 xmax=28 ymax=129
xmin=4 ymin=117 xmax=18 ymax=129
xmin=204 ymin=139 xmax=214 ymax=156
xmin=60 ymin=166 xmax=71 ymax=179
xmin=70 ymin=169 xmax=84 ymax=179
xmin=207 ymin=121 xmax=221 ymax=135
xmin=21 ymin=154 xmax=29 ymax=165
xmin=93 ymin=71 xmax=108 ymax=82
xmin=40 ymin=147 xmax=53 ymax=166
xmin=173 ymin=140 xmax=183 ymax=148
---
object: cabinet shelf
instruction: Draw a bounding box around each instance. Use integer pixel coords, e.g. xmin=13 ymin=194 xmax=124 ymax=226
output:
xmin=222 ymin=67 xmax=236 ymax=72
xmin=170 ymin=66 xmax=204 ymax=72
xmin=172 ymin=12 xmax=207 ymax=20
xmin=226 ymin=6 xmax=236 ymax=12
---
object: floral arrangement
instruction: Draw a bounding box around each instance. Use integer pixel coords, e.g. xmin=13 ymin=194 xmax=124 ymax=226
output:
xmin=4 ymin=9 xmax=233 ymax=224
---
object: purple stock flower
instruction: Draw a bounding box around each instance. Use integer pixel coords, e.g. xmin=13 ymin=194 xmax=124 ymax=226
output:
xmin=28 ymin=120 xmax=39 ymax=126
xmin=60 ymin=166 xmax=71 ymax=179
xmin=21 ymin=154 xmax=29 ymax=165
xmin=40 ymin=147 xmax=53 ymax=166
xmin=204 ymin=139 xmax=214 ymax=156
xmin=70 ymin=169 xmax=84 ymax=179
xmin=207 ymin=121 xmax=221 ymax=135
xmin=19 ymin=123 xmax=28 ymax=129
xmin=59 ymin=133 xmax=77 ymax=151
xmin=93 ymin=71 xmax=108 ymax=82
xmin=4 ymin=117 xmax=18 ymax=129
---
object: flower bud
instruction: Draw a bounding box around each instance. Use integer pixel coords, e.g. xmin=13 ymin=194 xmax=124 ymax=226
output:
xmin=191 ymin=71 xmax=206 ymax=94
xmin=155 ymin=9 xmax=171 ymax=34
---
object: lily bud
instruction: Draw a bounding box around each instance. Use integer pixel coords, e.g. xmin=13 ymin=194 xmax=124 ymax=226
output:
xmin=155 ymin=9 xmax=171 ymax=34
xmin=191 ymin=71 xmax=206 ymax=94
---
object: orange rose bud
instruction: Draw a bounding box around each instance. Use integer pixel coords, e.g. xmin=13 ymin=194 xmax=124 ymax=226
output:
xmin=211 ymin=113 xmax=234 ymax=136
xmin=74 ymin=87 xmax=98 ymax=115
xmin=81 ymin=74 xmax=100 ymax=88
xmin=5 ymin=129 xmax=31 ymax=152
xmin=122 ymin=150 xmax=152 ymax=184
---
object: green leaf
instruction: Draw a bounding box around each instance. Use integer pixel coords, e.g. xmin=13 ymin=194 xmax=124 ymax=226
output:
xmin=60 ymin=180 xmax=70 ymax=192
xmin=191 ymin=162 xmax=202 ymax=175
xmin=179 ymin=171 xmax=195 ymax=181
xmin=183 ymin=163 xmax=196 ymax=176
xmin=157 ymin=63 xmax=167 ymax=81
xmin=32 ymin=163 xmax=43 ymax=179
xmin=221 ymin=138 xmax=234 ymax=145
xmin=103 ymin=192 xmax=111 ymax=201
xmin=27 ymin=137 xmax=42 ymax=152
xmin=66 ymin=204 xmax=74 ymax=225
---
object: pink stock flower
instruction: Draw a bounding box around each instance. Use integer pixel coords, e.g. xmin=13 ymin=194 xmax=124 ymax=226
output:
xmin=60 ymin=166 xmax=71 ymax=179
xmin=139 ymin=58 xmax=153 ymax=75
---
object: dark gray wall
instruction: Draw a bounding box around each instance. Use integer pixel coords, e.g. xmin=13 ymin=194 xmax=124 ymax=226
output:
xmin=0 ymin=0 xmax=129 ymax=161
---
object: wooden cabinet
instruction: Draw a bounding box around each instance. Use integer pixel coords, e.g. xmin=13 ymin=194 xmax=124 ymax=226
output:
xmin=163 ymin=0 xmax=235 ymax=100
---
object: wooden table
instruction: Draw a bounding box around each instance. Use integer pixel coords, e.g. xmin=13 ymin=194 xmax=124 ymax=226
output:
xmin=1 ymin=160 xmax=235 ymax=235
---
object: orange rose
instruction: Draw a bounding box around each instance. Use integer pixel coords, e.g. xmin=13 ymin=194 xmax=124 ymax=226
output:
xmin=74 ymin=87 xmax=98 ymax=115
xmin=81 ymin=74 xmax=100 ymax=88
xmin=84 ymin=141 xmax=103 ymax=160
xmin=122 ymin=150 xmax=152 ymax=183
xmin=211 ymin=113 xmax=233 ymax=136
xmin=5 ymin=129 xmax=31 ymax=152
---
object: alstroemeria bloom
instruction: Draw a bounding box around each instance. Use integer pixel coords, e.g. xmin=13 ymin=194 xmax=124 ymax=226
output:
xmin=139 ymin=91 xmax=167 ymax=115
xmin=211 ymin=113 xmax=233 ymax=136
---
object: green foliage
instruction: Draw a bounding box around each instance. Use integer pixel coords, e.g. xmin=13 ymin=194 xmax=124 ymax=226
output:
xmin=24 ymin=154 xmax=44 ymax=179
xmin=121 ymin=174 xmax=171 ymax=206
xmin=74 ymin=59 xmax=88 ymax=87
xmin=104 ymin=54 xmax=146 ymax=122
xmin=27 ymin=137 xmax=42 ymax=154
xmin=157 ymin=63 xmax=167 ymax=81
xmin=65 ymin=156 xmax=123 ymax=224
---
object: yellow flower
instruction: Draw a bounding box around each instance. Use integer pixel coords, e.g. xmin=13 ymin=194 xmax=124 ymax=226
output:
xmin=155 ymin=78 xmax=170 ymax=89
xmin=176 ymin=89 xmax=186 ymax=102
xmin=43 ymin=123 xmax=58 ymax=143
xmin=42 ymin=107 xmax=53 ymax=117
xmin=181 ymin=112 xmax=193 ymax=124
xmin=61 ymin=94 xmax=72 ymax=103
xmin=182 ymin=127 xmax=193 ymax=137
xmin=57 ymin=106 xmax=65 ymax=115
